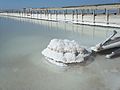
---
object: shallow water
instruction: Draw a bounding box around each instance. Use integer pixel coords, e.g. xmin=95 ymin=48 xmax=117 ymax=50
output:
xmin=0 ymin=16 xmax=120 ymax=90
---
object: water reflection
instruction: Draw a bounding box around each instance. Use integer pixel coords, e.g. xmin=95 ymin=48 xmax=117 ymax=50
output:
xmin=0 ymin=16 xmax=120 ymax=46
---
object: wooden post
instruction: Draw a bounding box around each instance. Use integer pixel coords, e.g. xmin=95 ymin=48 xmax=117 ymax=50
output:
xmin=37 ymin=11 xmax=39 ymax=19
xmin=104 ymin=9 xmax=106 ymax=14
xmin=76 ymin=9 xmax=78 ymax=22
xmin=64 ymin=9 xmax=67 ymax=21
xmin=64 ymin=10 xmax=65 ymax=20
xmin=54 ymin=10 xmax=55 ymax=20
xmin=72 ymin=10 xmax=75 ymax=21
xmin=106 ymin=9 xmax=109 ymax=24
xmin=54 ymin=10 xmax=55 ymax=14
xmin=46 ymin=10 xmax=49 ymax=19
xmin=38 ymin=11 xmax=40 ymax=19
xmin=93 ymin=10 xmax=95 ymax=23
xmin=40 ymin=10 xmax=42 ymax=19
xmin=21 ymin=11 xmax=23 ymax=17
xmin=50 ymin=10 xmax=52 ymax=20
xmin=48 ymin=10 xmax=50 ymax=20
xmin=56 ymin=10 xmax=58 ymax=20
xmin=87 ymin=9 xmax=89 ymax=13
xmin=44 ymin=10 xmax=45 ymax=19
xmin=81 ymin=10 xmax=84 ymax=22
xmin=45 ymin=10 xmax=47 ymax=19
xmin=118 ymin=8 xmax=120 ymax=14
xmin=18 ymin=11 xmax=20 ymax=17
xmin=30 ymin=11 xmax=32 ymax=18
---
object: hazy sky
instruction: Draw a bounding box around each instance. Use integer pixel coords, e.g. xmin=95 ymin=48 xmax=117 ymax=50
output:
xmin=0 ymin=0 xmax=119 ymax=9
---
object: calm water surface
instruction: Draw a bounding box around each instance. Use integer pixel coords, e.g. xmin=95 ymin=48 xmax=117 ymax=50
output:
xmin=0 ymin=16 xmax=120 ymax=90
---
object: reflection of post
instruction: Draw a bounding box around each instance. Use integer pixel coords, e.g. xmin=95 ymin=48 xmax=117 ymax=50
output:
xmin=106 ymin=9 xmax=109 ymax=24
xmin=72 ymin=24 xmax=75 ymax=32
xmin=81 ymin=24 xmax=84 ymax=36
xmin=64 ymin=23 xmax=66 ymax=32
xmin=92 ymin=26 xmax=95 ymax=40
xmin=56 ymin=22 xmax=58 ymax=31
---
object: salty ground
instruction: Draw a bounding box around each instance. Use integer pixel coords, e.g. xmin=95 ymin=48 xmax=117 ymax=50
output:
xmin=0 ymin=16 xmax=120 ymax=90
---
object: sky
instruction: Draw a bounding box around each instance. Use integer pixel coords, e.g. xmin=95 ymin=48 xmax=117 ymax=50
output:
xmin=0 ymin=0 xmax=120 ymax=9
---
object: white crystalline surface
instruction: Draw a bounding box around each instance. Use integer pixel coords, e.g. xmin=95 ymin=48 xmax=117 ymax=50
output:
xmin=42 ymin=39 xmax=91 ymax=65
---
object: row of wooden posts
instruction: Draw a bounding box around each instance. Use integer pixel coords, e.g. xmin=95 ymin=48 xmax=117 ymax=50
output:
xmin=1 ymin=3 xmax=120 ymax=24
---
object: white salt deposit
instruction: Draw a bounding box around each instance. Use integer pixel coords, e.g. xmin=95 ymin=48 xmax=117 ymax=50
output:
xmin=42 ymin=39 xmax=91 ymax=66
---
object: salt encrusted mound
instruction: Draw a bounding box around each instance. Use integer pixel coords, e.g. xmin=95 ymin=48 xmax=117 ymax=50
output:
xmin=42 ymin=39 xmax=91 ymax=66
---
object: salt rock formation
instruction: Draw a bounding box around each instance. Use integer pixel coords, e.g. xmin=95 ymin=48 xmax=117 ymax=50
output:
xmin=42 ymin=39 xmax=91 ymax=66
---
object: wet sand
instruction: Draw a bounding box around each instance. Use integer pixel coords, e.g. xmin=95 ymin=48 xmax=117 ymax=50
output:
xmin=0 ymin=16 xmax=120 ymax=90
